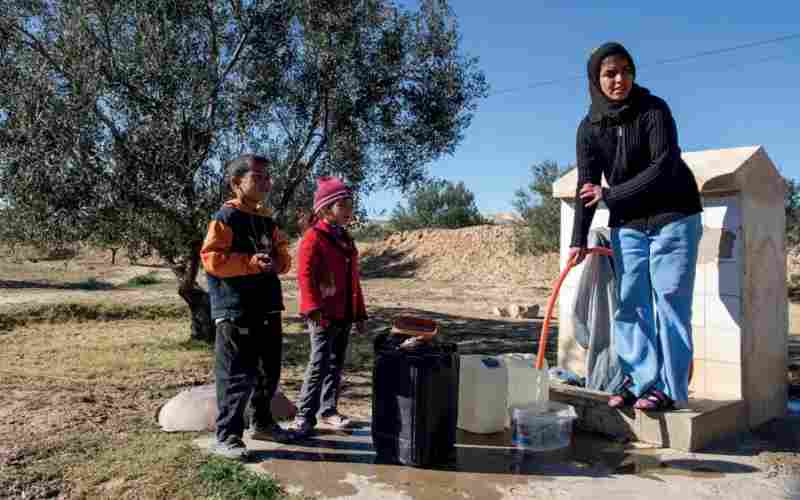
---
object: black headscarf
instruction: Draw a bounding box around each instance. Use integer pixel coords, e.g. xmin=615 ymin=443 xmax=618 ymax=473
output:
xmin=587 ymin=42 xmax=648 ymax=124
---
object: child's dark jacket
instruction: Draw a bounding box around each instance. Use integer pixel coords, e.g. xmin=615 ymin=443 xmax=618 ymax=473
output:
xmin=201 ymin=199 xmax=291 ymax=320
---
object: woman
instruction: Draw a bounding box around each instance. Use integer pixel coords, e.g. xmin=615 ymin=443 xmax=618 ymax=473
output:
xmin=569 ymin=42 xmax=703 ymax=411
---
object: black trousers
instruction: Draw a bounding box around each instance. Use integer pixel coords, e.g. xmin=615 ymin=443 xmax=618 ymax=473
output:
xmin=214 ymin=313 xmax=283 ymax=442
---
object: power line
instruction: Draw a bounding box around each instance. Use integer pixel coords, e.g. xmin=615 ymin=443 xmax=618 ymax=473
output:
xmin=644 ymin=53 xmax=790 ymax=83
xmin=647 ymin=33 xmax=800 ymax=66
xmin=489 ymin=33 xmax=800 ymax=97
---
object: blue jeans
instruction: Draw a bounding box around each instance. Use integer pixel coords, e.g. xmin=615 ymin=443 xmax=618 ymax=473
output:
xmin=610 ymin=214 xmax=702 ymax=404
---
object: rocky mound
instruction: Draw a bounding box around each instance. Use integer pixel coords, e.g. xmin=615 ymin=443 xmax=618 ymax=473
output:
xmin=356 ymin=225 xmax=560 ymax=287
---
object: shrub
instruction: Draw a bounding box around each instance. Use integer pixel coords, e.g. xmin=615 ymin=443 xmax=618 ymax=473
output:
xmin=513 ymin=161 xmax=568 ymax=255
xmin=351 ymin=222 xmax=393 ymax=242
xmin=390 ymin=179 xmax=486 ymax=231
xmin=126 ymin=272 xmax=161 ymax=287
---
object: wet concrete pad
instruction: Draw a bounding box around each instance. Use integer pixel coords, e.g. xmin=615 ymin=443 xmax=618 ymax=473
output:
xmin=195 ymin=425 xmax=791 ymax=499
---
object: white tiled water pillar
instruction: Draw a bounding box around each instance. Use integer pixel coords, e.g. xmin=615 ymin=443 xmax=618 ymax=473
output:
xmin=554 ymin=146 xmax=787 ymax=428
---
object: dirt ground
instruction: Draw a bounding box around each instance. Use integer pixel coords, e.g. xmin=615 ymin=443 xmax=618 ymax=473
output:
xmin=1 ymin=232 xmax=799 ymax=499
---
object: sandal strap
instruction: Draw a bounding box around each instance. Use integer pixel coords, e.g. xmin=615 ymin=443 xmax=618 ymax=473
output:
xmin=647 ymin=389 xmax=669 ymax=402
xmin=639 ymin=389 xmax=674 ymax=409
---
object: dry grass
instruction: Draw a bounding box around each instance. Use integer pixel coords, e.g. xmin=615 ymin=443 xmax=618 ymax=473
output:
xmin=1 ymin=239 xmax=798 ymax=498
xmin=0 ymin=319 xmax=300 ymax=499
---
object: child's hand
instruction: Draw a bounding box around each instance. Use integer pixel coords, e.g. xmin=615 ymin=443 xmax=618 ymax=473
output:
xmin=308 ymin=310 xmax=322 ymax=324
xmin=355 ymin=320 xmax=366 ymax=335
xmin=251 ymin=253 xmax=273 ymax=273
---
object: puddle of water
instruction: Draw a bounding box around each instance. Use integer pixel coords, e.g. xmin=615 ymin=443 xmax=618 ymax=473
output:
xmin=611 ymin=456 xmax=725 ymax=479
xmin=240 ymin=427 xmax=749 ymax=500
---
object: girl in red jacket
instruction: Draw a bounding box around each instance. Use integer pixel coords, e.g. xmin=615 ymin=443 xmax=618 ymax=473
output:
xmin=291 ymin=177 xmax=367 ymax=437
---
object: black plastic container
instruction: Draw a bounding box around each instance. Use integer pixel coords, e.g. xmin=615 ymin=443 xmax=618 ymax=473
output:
xmin=371 ymin=333 xmax=459 ymax=467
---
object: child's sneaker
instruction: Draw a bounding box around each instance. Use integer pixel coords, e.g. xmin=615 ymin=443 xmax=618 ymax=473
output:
xmin=250 ymin=422 xmax=294 ymax=444
xmin=319 ymin=411 xmax=353 ymax=429
xmin=289 ymin=416 xmax=315 ymax=439
xmin=210 ymin=436 xmax=248 ymax=460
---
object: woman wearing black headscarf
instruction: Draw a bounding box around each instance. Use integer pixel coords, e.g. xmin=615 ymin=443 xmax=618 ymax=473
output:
xmin=569 ymin=42 xmax=703 ymax=411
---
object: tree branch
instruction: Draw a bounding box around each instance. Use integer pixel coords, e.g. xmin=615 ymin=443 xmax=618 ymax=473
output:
xmin=274 ymin=74 xmax=333 ymax=215
xmin=274 ymin=109 xmax=298 ymax=149
xmin=1 ymin=20 xmax=67 ymax=77
xmin=205 ymin=23 xmax=250 ymax=123
xmin=276 ymin=133 xmax=328 ymax=214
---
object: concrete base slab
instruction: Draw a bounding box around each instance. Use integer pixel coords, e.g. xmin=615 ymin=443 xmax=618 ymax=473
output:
xmin=193 ymin=422 xmax=789 ymax=500
xmin=550 ymin=383 xmax=747 ymax=451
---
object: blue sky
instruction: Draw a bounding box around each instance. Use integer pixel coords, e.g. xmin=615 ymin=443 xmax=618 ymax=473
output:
xmin=363 ymin=1 xmax=800 ymax=217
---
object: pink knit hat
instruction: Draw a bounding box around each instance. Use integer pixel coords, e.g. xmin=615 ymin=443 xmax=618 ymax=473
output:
xmin=313 ymin=177 xmax=352 ymax=214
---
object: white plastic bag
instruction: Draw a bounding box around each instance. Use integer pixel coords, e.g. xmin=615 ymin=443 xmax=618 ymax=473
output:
xmin=569 ymin=229 xmax=625 ymax=393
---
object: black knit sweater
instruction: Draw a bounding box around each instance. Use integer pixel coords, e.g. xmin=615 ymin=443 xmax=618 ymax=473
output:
xmin=571 ymin=91 xmax=702 ymax=247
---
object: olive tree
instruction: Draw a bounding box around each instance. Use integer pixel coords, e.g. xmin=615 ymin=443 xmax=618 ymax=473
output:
xmin=0 ymin=0 xmax=488 ymax=340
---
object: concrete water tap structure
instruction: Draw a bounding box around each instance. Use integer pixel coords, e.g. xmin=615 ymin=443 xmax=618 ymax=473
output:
xmin=552 ymin=145 xmax=788 ymax=450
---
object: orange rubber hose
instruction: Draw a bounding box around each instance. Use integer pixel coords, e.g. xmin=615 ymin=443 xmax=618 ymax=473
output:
xmin=535 ymin=247 xmax=613 ymax=370
xmin=534 ymin=246 xmax=694 ymax=385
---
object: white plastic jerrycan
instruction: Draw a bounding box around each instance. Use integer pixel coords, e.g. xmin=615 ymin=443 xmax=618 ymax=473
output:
xmin=499 ymin=353 xmax=549 ymax=427
xmin=457 ymin=355 xmax=508 ymax=434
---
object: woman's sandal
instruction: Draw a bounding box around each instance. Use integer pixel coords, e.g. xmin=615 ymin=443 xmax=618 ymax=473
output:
xmin=608 ymin=387 xmax=637 ymax=408
xmin=608 ymin=377 xmax=637 ymax=409
xmin=633 ymin=388 xmax=675 ymax=411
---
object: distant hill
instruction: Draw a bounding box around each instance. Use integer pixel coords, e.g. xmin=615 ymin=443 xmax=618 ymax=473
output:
xmin=486 ymin=212 xmax=523 ymax=225
xmin=357 ymin=224 xmax=558 ymax=286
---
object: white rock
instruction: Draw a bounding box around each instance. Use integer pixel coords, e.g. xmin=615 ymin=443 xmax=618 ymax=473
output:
xmin=158 ymin=384 xmax=296 ymax=432
xmin=492 ymin=307 xmax=509 ymax=317
xmin=520 ymin=304 xmax=540 ymax=319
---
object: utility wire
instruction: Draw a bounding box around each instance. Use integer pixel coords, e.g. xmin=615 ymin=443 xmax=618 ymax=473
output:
xmin=490 ymin=33 xmax=800 ymax=97
xmin=647 ymin=33 xmax=800 ymax=66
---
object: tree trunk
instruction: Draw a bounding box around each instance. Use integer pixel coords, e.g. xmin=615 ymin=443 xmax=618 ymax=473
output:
xmin=176 ymin=243 xmax=214 ymax=342
xmin=179 ymin=285 xmax=213 ymax=342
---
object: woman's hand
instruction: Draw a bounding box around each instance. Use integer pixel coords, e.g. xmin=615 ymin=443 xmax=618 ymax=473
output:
xmin=568 ymin=246 xmax=588 ymax=266
xmin=579 ymin=183 xmax=603 ymax=207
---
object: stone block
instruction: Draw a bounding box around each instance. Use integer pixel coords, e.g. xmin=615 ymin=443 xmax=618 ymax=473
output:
xmin=491 ymin=304 xmax=540 ymax=319
xmin=689 ymin=359 xmax=706 ymax=396
xmin=691 ymin=295 xmax=706 ymax=328
xmin=555 ymin=315 xmax=586 ymax=377
xmin=705 ymin=360 xmax=742 ymax=398
xmin=556 ymin=147 xmax=788 ymax=439
xmin=706 ymin=261 xmax=742 ymax=297
xmin=693 ymin=262 xmax=706 ymax=297
xmin=550 ymin=383 xmax=746 ymax=451
xmin=701 ymin=197 xmax=741 ymax=230
xmin=637 ymin=409 xmax=693 ymax=450
xmin=549 ymin=383 xmax=636 ymax=441
xmin=692 ymin=326 xmax=707 ymax=361
xmin=559 ymin=262 xmax=582 ymax=290
xmin=706 ymin=325 xmax=741 ymax=364
xmin=687 ymin=398 xmax=748 ymax=450
xmin=706 ymin=295 xmax=741 ymax=331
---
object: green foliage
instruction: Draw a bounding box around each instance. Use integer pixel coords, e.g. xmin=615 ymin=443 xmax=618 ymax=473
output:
xmin=125 ymin=272 xmax=161 ymax=288
xmin=390 ymin=179 xmax=485 ymax=231
xmin=351 ymin=221 xmax=393 ymax=242
xmin=513 ymin=161 xmax=568 ymax=255
xmin=511 ymin=167 xmax=800 ymax=255
xmin=199 ymin=456 xmax=287 ymax=500
xmin=0 ymin=302 xmax=187 ymax=332
xmin=0 ymin=0 xmax=487 ymax=339
xmin=73 ymin=277 xmax=115 ymax=291
xmin=0 ymin=1 xmax=487 ymax=272
xmin=786 ymin=177 xmax=800 ymax=248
